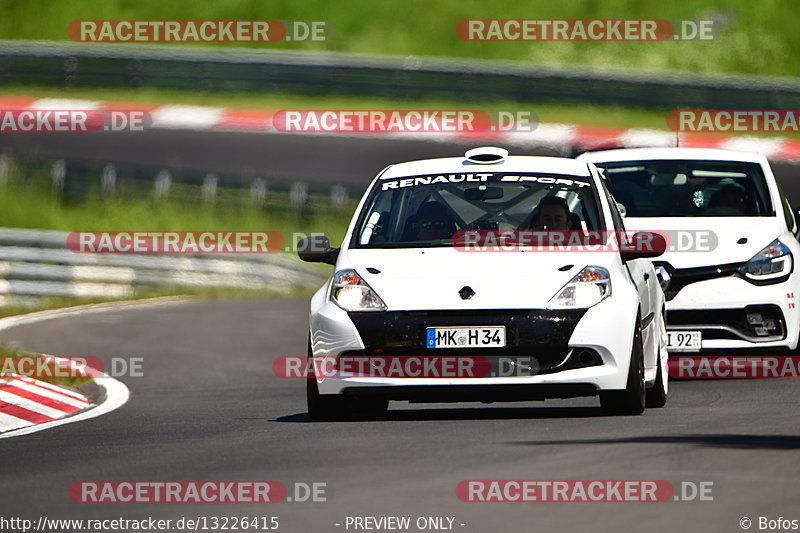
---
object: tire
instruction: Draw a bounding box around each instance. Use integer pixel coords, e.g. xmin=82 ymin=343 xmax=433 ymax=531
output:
xmin=600 ymin=315 xmax=646 ymax=415
xmin=307 ymin=375 xmax=351 ymax=422
xmin=645 ymin=357 xmax=667 ymax=408
xmin=646 ymin=307 xmax=668 ymax=408
xmin=306 ymin=337 xmax=350 ymax=422
xmin=349 ymin=397 xmax=389 ymax=420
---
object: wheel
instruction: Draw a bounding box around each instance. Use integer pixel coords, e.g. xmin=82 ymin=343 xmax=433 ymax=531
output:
xmin=307 ymin=375 xmax=351 ymax=422
xmin=601 ymin=314 xmax=646 ymax=415
xmin=306 ymin=337 xmax=350 ymax=422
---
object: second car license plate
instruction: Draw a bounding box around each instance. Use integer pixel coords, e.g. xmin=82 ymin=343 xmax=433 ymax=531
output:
xmin=667 ymin=330 xmax=702 ymax=352
xmin=426 ymin=326 xmax=506 ymax=348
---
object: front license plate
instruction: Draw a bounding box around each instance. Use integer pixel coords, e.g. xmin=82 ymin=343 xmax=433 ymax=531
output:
xmin=426 ymin=326 xmax=506 ymax=348
xmin=667 ymin=330 xmax=702 ymax=352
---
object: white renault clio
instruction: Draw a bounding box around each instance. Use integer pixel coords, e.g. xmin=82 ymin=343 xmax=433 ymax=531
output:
xmin=299 ymin=148 xmax=667 ymax=420
xmin=578 ymin=147 xmax=800 ymax=353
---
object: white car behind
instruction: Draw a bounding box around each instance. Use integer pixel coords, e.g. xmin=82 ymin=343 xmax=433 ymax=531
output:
xmin=578 ymin=147 xmax=800 ymax=353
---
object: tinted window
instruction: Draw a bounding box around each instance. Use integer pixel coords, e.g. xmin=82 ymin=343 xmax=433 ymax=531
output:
xmin=593 ymin=160 xmax=773 ymax=217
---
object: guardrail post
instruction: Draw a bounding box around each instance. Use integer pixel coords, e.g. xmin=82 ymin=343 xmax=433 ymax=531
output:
xmin=101 ymin=164 xmax=117 ymax=198
xmin=0 ymin=154 xmax=8 ymax=186
xmin=51 ymin=160 xmax=66 ymax=195
xmin=330 ymin=184 xmax=349 ymax=210
xmin=251 ymin=177 xmax=268 ymax=205
xmin=289 ymin=181 xmax=309 ymax=212
xmin=63 ymin=56 xmax=78 ymax=86
xmin=154 ymin=169 xmax=171 ymax=200
xmin=202 ymin=173 xmax=218 ymax=204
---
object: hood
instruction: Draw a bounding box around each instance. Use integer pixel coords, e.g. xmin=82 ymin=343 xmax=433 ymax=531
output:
xmin=624 ymin=217 xmax=782 ymax=269
xmin=340 ymin=247 xmax=618 ymax=311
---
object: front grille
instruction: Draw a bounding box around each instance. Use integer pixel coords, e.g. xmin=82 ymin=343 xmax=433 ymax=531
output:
xmin=654 ymin=261 xmax=744 ymax=301
xmin=347 ymin=309 xmax=588 ymax=362
xmin=667 ymin=305 xmax=785 ymax=342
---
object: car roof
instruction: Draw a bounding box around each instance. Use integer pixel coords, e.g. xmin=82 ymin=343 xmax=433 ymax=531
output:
xmin=380 ymin=155 xmax=593 ymax=180
xmin=576 ymin=147 xmax=762 ymax=164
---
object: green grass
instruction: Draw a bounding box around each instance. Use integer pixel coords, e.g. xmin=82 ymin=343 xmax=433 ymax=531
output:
xmin=0 ymin=0 xmax=797 ymax=77
xmin=0 ymin=344 xmax=93 ymax=387
xmin=0 ymin=159 xmax=354 ymax=245
xmin=0 ymin=161 xmax=334 ymax=314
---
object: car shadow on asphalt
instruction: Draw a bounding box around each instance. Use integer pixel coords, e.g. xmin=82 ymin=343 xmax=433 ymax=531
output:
xmin=277 ymin=405 xmax=610 ymax=423
xmin=506 ymin=434 xmax=800 ymax=450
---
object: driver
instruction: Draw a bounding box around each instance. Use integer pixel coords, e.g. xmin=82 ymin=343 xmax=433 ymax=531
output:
xmin=707 ymin=185 xmax=747 ymax=215
xmin=532 ymin=196 xmax=574 ymax=231
xmin=412 ymin=201 xmax=456 ymax=241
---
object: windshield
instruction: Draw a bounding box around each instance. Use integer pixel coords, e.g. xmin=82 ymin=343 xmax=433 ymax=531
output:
xmin=352 ymin=172 xmax=603 ymax=248
xmin=593 ymin=160 xmax=773 ymax=217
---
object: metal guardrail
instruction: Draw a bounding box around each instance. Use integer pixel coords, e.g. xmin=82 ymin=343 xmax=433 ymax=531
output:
xmin=1 ymin=155 xmax=353 ymax=209
xmin=0 ymin=227 xmax=329 ymax=304
xmin=1 ymin=40 xmax=800 ymax=109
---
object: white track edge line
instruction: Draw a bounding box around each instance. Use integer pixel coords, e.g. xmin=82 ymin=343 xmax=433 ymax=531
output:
xmin=0 ymin=298 xmax=195 ymax=438
xmin=0 ymin=295 xmax=193 ymax=332
xmin=0 ymin=372 xmax=129 ymax=439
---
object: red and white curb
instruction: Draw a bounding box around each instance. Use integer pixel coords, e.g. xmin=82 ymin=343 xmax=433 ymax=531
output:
xmin=0 ymin=297 xmax=187 ymax=439
xmin=0 ymin=371 xmax=91 ymax=431
xmin=2 ymin=96 xmax=800 ymax=162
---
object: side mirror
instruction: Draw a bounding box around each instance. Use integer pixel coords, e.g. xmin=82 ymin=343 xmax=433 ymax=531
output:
xmin=297 ymin=235 xmax=339 ymax=265
xmin=620 ymin=231 xmax=667 ymax=261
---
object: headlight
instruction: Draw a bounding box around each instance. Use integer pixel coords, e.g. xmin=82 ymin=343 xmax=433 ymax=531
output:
xmin=548 ymin=266 xmax=611 ymax=309
xmin=739 ymin=239 xmax=793 ymax=280
xmin=330 ymin=269 xmax=387 ymax=312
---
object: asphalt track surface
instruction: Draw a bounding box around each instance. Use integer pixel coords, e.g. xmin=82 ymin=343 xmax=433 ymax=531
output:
xmin=1 ymin=131 xmax=800 ymax=531
xmin=4 ymin=129 xmax=800 ymax=204
xmin=1 ymin=298 xmax=800 ymax=533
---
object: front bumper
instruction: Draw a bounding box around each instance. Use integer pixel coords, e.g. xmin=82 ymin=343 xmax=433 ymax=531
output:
xmin=309 ymin=299 xmax=638 ymax=398
xmin=339 ymin=383 xmax=600 ymax=403
xmin=665 ymin=274 xmax=799 ymax=351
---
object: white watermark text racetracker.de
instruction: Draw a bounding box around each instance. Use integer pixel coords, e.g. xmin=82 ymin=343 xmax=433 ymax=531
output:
xmin=453 ymin=229 xmax=716 ymax=253
xmin=457 ymin=19 xmax=720 ymax=41
xmin=457 ymin=480 xmax=715 ymax=502
xmin=69 ymin=480 xmax=327 ymax=504
xmin=69 ymin=20 xmax=328 ymax=43
xmin=0 ymin=109 xmax=149 ymax=133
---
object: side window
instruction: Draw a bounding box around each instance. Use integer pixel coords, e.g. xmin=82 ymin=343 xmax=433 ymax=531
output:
xmin=589 ymin=164 xmax=622 ymax=231
xmin=601 ymin=180 xmax=625 ymax=232
xmin=598 ymin=178 xmax=631 ymax=250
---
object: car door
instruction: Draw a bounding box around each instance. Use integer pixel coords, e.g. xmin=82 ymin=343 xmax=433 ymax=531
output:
xmin=598 ymin=176 xmax=654 ymax=325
